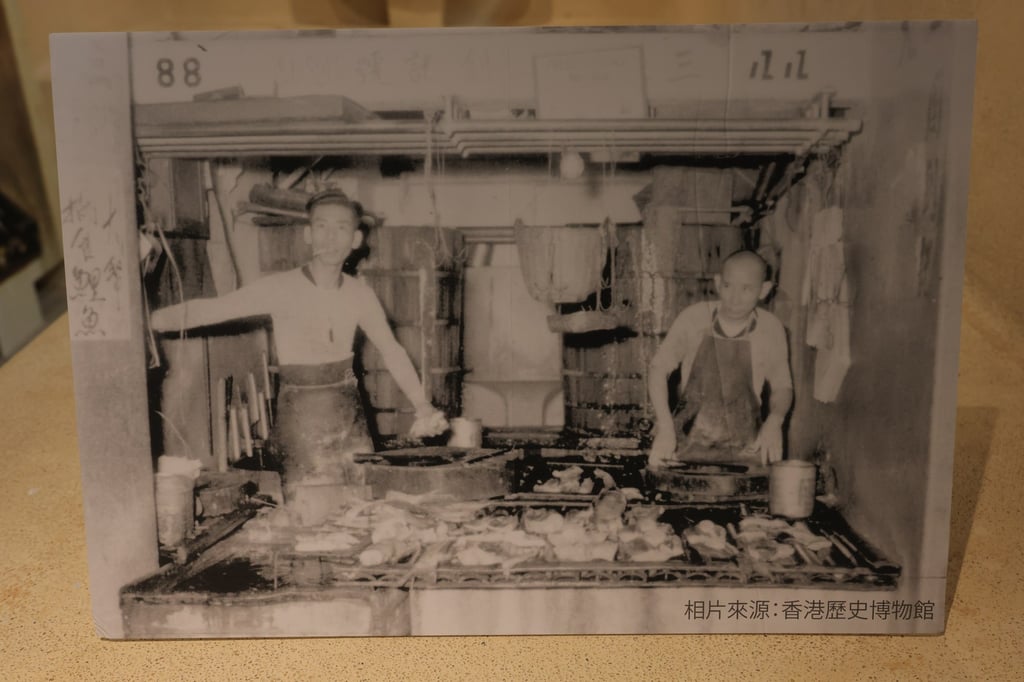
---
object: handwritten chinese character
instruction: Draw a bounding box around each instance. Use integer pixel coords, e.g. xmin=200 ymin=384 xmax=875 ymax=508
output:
xmin=71 ymin=228 xmax=94 ymax=262
xmin=103 ymin=256 xmax=124 ymax=292
xmin=355 ymin=50 xmax=383 ymax=84
xmin=749 ymin=49 xmax=809 ymax=81
xmin=99 ymin=208 xmax=117 ymax=230
xmin=405 ymin=52 xmax=430 ymax=84
xmin=76 ymin=304 xmax=103 ymax=337
xmin=62 ymin=196 xmax=87 ymax=224
xmin=70 ymin=266 xmax=104 ymax=302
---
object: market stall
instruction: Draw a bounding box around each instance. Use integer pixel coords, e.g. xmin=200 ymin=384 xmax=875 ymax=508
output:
xmin=120 ymin=49 xmax=928 ymax=636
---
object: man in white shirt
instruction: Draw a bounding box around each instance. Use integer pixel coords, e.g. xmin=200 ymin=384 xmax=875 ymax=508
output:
xmin=647 ymin=250 xmax=793 ymax=469
xmin=151 ymin=189 xmax=447 ymax=486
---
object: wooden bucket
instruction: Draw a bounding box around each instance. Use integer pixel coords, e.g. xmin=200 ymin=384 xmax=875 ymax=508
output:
xmin=561 ymin=334 xmax=659 ymax=436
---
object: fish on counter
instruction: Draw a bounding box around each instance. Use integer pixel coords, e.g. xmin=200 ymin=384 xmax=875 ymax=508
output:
xmin=533 ymin=465 xmax=595 ymax=494
xmin=683 ymin=520 xmax=738 ymax=561
xmin=230 ymin=477 xmax=842 ymax=573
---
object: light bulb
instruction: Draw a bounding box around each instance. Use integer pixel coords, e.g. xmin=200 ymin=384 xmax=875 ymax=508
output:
xmin=559 ymin=151 xmax=585 ymax=179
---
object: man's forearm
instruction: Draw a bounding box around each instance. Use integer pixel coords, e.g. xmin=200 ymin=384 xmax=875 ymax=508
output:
xmin=765 ymin=387 xmax=793 ymax=425
xmin=379 ymin=342 xmax=431 ymax=414
xmin=151 ymin=289 xmax=262 ymax=332
xmin=647 ymin=364 xmax=674 ymax=425
xmin=150 ymin=299 xmax=227 ymax=332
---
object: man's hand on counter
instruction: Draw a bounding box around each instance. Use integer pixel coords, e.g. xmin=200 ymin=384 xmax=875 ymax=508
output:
xmin=647 ymin=425 xmax=677 ymax=470
xmin=749 ymin=417 xmax=784 ymax=466
xmin=409 ymin=407 xmax=449 ymax=439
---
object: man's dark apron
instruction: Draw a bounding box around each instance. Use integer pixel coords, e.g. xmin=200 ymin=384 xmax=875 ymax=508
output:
xmin=271 ymin=358 xmax=372 ymax=488
xmin=671 ymin=311 xmax=761 ymax=464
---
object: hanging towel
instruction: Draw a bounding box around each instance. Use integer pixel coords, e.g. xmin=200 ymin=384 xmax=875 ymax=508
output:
xmin=802 ymin=206 xmax=846 ymax=350
xmin=813 ymin=278 xmax=852 ymax=402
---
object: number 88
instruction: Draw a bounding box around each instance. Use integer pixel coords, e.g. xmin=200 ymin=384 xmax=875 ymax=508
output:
xmin=156 ymin=57 xmax=202 ymax=88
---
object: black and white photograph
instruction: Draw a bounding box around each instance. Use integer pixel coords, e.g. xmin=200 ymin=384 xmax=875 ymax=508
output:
xmin=50 ymin=21 xmax=975 ymax=638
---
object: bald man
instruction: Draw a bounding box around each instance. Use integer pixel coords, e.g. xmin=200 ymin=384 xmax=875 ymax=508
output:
xmin=648 ymin=250 xmax=793 ymax=468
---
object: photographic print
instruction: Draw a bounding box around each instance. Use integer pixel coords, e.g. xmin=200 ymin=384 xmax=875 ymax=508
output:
xmin=51 ymin=21 xmax=975 ymax=638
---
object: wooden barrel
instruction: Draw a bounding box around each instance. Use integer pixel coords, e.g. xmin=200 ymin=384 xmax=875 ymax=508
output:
xmin=562 ymin=332 xmax=659 ymax=435
xmin=358 ymin=226 xmax=465 ymax=444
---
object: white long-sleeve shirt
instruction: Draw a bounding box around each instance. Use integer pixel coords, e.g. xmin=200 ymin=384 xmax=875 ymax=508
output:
xmin=156 ymin=267 xmax=402 ymax=367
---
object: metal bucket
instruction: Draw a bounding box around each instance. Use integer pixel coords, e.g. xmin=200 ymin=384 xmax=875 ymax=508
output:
xmin=154 ymin=473 xmax=194 ymax=547
xmin=448 ymin=417 xmax=483 ymax=449
xmin=769 ymin=460 xmax=817 ymax=519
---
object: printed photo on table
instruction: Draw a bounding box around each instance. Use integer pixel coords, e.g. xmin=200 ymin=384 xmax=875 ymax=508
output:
xmin=50 ymin=22 xmax=975 ymax=638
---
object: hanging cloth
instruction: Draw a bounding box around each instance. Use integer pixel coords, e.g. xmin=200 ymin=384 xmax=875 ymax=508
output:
xmin=758 ymin=191 xmax=811 ymax=333
xmin=813 ymin=278 xmax=852 ymax=403
xmin=800 ymin=205 xmax=851 ymax=403
xmin=802 ymin=206 xmax=847 ymax=349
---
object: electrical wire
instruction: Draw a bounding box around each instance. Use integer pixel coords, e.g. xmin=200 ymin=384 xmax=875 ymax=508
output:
xmin=134 ymin=149 xmax=163 ymax=370
xmin=156 ymin=409 xmax=195 ymax=460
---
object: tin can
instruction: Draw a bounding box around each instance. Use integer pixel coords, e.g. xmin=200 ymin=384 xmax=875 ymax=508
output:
xmin=769 ymin=460 xmax=817 ymax=519
xmin=154 ymin=473 xmax=194 ymax=546
xmin=448 ymin=417 xmax=483 ymax=449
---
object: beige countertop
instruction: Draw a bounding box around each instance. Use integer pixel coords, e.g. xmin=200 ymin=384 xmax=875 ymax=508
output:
xmin=0 ymin=282 xmax=1021 ymax=679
